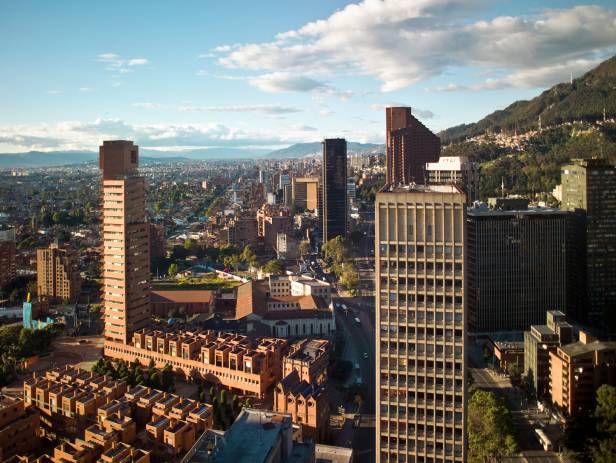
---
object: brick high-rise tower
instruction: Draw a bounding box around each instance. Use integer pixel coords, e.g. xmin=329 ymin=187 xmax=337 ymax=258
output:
xmin=386 ymin=107 xmax=440 ymax=186
xmin=100 ymin=140 xmax=150 ymax=343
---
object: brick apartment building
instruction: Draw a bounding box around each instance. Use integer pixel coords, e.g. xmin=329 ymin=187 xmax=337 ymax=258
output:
xmin=36 ymin=243 xmax=82 ymax=303
xmin=274 ymin=339 xmax=330 ymax=442
xmin=549 ymin=332 xmax=616 ymax=417
xmin=23 ymin=366 xmax=212 ymax=461
xmin=0 ymin=394 xmax=40 ymax=461
xmin=104 ymin=330 xmax=287 ymax=397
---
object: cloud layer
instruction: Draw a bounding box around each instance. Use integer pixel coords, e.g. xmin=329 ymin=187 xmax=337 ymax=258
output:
xmin=211 ymin=1 xmax=616 ymax=92
xmin=0 ymin=119 xmax=344 ymax=152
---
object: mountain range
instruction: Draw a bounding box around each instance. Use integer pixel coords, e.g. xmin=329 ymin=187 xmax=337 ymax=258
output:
xmin=439 ymin=54 xmax=616 ymax=142
xmin=0 ymin=143 xmax=384 ymax=168
xmin=2 ymin=55 xmax=615 ymax=168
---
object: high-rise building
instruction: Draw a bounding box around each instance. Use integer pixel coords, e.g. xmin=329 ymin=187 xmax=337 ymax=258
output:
xmin=322 ymin=139 xmax=347 ymax=242
xmin=37 ymin=242 xmax=82 ymax=303
xmin=0 ymin=228 xmax=16 ymax=289
xmin=561 ymin=159 xmax=616 ymax=329
xmin=426 ymin=156 xmax=479 ymax=202
xmin=100 ymin=140 xmax=151 ymax=344
xmin=292 ymin=177 xmax=320 ymax=211
xmin=376 ymin=184 xmax=466 ymax=463
xmin=466 ymin=200 xmax=572 ymax=332
xmin=386 ymin=107 xmax=440 ymax=186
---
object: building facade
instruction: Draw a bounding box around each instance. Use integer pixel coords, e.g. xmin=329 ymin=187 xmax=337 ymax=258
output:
xmin=549 ymin=332 xmax=616 ymax=417
xmin=0 ymin=394 xmax=40 ymax=461
xmin=426 ymin=156 xmax=479 ymax=202
xmin=523 ymin=310 xmax=574 ymax=398
xmin=385 ymin=107 xmax=440 ymax=186
xmin=0 ymin=228 xmax=16 ymax=289
xmin=100 ymin=141 xmax=151 ymax=344
xmin=292 ymin=177 xmax=319 ymax=211
xmin=466 ymin=202 xmax=571 ymax=332
xmin=322 ymin=139 xmax=347 ymax=242
xmin=36 ymin=243 xmax=81 ymax=303
xmin=376 ymin=185 xmax=466 ymax=463
xmin=561 ymin=159 xmax=616 ymax=330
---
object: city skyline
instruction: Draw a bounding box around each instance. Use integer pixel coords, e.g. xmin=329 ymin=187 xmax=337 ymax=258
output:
xmin=1 ymin=0 xmax=616 ymax=154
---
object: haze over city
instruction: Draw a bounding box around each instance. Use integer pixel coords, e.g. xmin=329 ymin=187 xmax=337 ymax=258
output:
xmin=1 ymin=2 xmax=616 ymax=463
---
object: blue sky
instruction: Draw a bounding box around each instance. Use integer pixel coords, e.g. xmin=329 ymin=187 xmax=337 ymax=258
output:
xmin=1 ymin=0 xmax=615 ymax=153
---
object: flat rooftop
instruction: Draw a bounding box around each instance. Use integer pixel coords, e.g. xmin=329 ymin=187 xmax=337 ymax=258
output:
xmin=209 ymin=409 xmax=290 ymax=463
xmin=381 ymin=184 xmax=462 ymax=194
xmin=559 ymin=340 xmax=616 ymax=357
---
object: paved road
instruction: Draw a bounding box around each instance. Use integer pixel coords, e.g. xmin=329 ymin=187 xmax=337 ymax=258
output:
xmin=468 ymin=342 xmax=550 ymax=451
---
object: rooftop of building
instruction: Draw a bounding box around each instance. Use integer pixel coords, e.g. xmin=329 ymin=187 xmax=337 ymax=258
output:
xmin=151 ymin=290 xmax=216 ymax=304
xmin=314 ymin=444 xmax=354 ymax=463
xmin=206 ymin=409 xmax=298 ymax=463
xmin=287 ymin=339 xmax=329 ymax=362
xmin=559 ymin=340 xmax=616 ymax=357
xmin=380 ymin=184 xmax=463 ymax=195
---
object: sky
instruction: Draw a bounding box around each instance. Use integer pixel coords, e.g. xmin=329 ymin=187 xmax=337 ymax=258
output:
xmin=1 ymin=0 xmax=616 ymax=153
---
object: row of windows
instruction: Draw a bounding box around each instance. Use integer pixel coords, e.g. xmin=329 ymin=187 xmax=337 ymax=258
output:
xmin=380 ymin=261 xmax=462 ymax=272
xmin=379 ymin=244 xmax=463 ymax=257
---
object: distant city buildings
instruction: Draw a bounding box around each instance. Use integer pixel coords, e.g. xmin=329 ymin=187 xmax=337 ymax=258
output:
xmin=0 ymin=228 xmax=16 ymax=289
xmin=385 ymin=107 xmax=439 ymax=185
xmin=36 ymin=242 xmax=81 ymax=303
xmin=322 ymin=139 xmax=347 ymax=242
xmin=466 ymin=199 xmax=572 ymax=332
xmin=376 ymin=184 xmax=466 ymax=463
xmin=561 ymin=159 xmax=616 ymax=330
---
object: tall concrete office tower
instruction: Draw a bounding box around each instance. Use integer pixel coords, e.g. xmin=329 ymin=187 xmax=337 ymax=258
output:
xmin=561 ymin=158 xmax=616 ymax=329
xmin=322 ymin=138 xmax=347 ymax=242
xmin=100 ymin=140 xmax=151 ymax=344
xmin=376 ymin=184 xmax=466 ymax=463
xmin=386 ymin=107 xmax=440 ymax=186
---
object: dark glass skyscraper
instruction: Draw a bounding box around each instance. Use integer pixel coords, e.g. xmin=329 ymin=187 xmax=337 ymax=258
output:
xmin=561 ymin=159 xmax=616 ymax=330
xmin=466 ymin=200 xmax=572 ymax=332
xmin=386 ymin=107 xmax=440 ymax=185
xmin=322 ymin=138 xmax=347 ymax=242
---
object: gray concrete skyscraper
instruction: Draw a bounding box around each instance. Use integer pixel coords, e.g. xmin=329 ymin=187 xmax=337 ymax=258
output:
xmin=376 ymin=184 xmax=466 ymax=463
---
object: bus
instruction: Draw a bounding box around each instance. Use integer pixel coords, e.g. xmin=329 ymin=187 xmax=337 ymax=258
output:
xmin=534 ymin=428 xmax=553 ymax=451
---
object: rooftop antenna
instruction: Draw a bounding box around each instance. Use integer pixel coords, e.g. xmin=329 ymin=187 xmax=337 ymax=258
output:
xmin=604 ymin=107 xmax=607 ymax=122
xmin=501 ymin=177 xmax=505 ymax=197
xmin=538 ymin=115 xmax=542 ymax=132
xmin=570 ymin=71 xmax=573 ymax=85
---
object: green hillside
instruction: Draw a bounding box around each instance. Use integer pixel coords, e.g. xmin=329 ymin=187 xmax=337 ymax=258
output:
xmin=440 ymin=55 xmax=616 ymax=142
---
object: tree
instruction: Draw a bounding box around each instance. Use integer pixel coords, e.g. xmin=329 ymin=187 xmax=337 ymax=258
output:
xmin=596 ymin=384 xmax=616 ymax=434
xmin=167 ymin=263 xmax=179 ymax=278
xmin=322 ymin=236 xmax=351 ymax=265
xmin=262 ymin=259 xmax=284 ymax=275
xmin=298 ymin=241 xmax=311 ymax=257
xmin=240 ymin=246 xmax=258 ymax=268
xmin=468 ymin=388 xmax=517 ymax=463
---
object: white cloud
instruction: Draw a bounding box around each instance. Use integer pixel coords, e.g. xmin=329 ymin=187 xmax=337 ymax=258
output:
xmin=97 ymin=53 xmax=150 ymax=73
xmin=211 ymin=1 xmax=616 ymax=92
xmin=46 ymin=90 xmax=61 ymax=95
xmin=79 ymin=87 xmax=94 ymax=92
xmin=131 ymin=102 xmax=162 ymax=110
xmin=0 ymin=118 xmax=320 ymax=152
xmin=177 ymin=104 xmax=302 ymax=114
xmin=127 ymin=58 xmax=148 ymax=66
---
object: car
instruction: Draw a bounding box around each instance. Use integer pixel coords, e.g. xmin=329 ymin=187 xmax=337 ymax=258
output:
xmin=354 ymin=317 xmax=361 ymax=325
xmin=363 ymin=352 xmax=369 ymax=359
